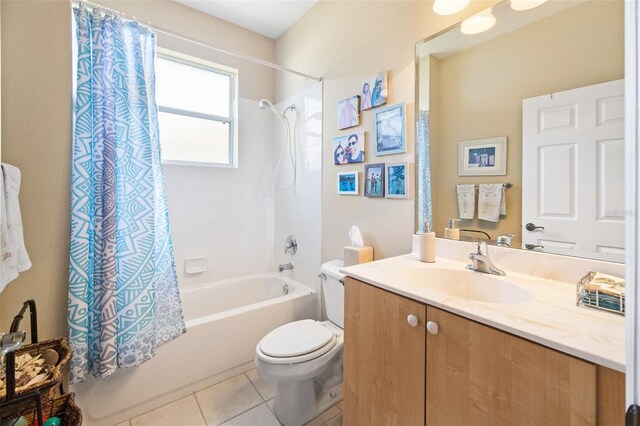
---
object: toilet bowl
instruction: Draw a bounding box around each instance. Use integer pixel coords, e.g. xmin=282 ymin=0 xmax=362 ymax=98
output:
xmin=255 ymin=260 xmax=345 ymax=426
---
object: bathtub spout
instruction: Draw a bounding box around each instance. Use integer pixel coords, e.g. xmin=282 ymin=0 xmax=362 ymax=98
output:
xmin=278 ymin=262 xmax=294 ymax=272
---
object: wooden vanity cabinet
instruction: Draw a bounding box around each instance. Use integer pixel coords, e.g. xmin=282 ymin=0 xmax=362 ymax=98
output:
xmin=426 ymin=306 xmax=596 ymax=425
xmin=344 ymin=277 xmax=625 ymax=426
xmin=598 ymin=367 xmax=626 ymax=425
xmin=343 ymin=277 xmax=426 ymax=425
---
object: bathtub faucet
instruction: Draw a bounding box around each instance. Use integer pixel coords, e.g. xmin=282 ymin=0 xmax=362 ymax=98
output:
xmin=278 ymin=262 xmax=294 ymax=272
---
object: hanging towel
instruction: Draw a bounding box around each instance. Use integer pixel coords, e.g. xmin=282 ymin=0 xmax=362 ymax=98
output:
xmin=500 ymin=185 xmax=507 ymax=216
xmin=478 ymin=184 xmax=503 ymax=222
xmin=456 ymin=184 xmax=475 ymax=219
xmin=1 ymin=163 xmax=32 ymax=292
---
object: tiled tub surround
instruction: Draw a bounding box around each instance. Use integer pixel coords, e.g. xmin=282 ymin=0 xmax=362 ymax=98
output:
xmin=342 ymin=238 xmax=625 ymax=372
xmin=72 ymin=275 xmax=317 ymax=426
xmin=274 ymin=83 xmax=323 ymax=313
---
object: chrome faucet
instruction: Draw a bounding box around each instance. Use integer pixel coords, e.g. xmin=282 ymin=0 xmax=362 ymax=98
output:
xmin=284 ymin=235 xmax=297 ymax=255
xmin=467 ymin=242 xmax=505 ymax=276
xmin=497 ymin=233 xmax=515 ymax=248
xmin=278 ymin=262 xmax=294 ymax=272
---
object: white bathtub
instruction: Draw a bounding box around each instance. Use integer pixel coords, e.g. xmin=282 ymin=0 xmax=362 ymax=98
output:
xmin=72 ymin=273 xmax=317 ymax=425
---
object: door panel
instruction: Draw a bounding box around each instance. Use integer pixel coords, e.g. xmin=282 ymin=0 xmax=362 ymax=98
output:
xmin=344 ymin=278 xmax=426 ymax=426
xmin=426 ymin=306 xmax=597 ymax=426
xmin=522 ymin=79 xmax=625 ymax=261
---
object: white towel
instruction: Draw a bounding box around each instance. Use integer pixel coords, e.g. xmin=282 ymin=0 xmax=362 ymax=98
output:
xmin=478 ymin=184 xmax=503 ymax=223
xmin=456 ymin=184 xmax=475 ymax=219
xmin=1 ymin=163 xmax=32 ymax=293
xmin=500 ymin=185 xmax=507 ymax=216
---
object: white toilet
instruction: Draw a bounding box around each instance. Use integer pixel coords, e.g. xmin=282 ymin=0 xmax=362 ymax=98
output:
xmin=255 ymin=259 xmax=345 ymax=426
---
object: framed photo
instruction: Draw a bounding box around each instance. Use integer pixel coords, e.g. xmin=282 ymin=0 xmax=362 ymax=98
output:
xmin=337 ymin=95 xmax=360 ymax=130
xmin=333 ymin=132 xmax=365 ymax=165
xmin=374 ymin=103 xmax=406 ymax=156
xmin=337 ymin=171 xmax=359 ymax=195
xmin=361 ymin=71 xmax=388 ymax=110
xmin=458 ymin=136 xmax=507 ymax=176
xmin=386 ymin=162 xmax=408 ymax=199
xmin=364 ymin=163 xmax=385 ymax=197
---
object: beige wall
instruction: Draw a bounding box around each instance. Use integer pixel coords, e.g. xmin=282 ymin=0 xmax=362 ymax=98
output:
xmin=0 ymin=0 xmax=73 ymax=341
xmin=429 ymin=0 xmax=624 ymax=242
xmin=0 ymin=0 xmax=275 ymax=338
xmin=94 ymin=0 xmax=275 ymax=101
xmin=275 ymin=0 xmax=495 ymax=262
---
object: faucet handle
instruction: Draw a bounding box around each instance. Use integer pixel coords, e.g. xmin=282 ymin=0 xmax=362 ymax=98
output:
xmin=284 ymin=235 xmax=297 ymax=255
xmin=472 ymin=241 xmax=487 ymax=255
xmin=497 ymin=233 xmax=515 ymax=248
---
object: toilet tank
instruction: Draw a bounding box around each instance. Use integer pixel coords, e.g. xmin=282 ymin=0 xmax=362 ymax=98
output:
xmin=320 ymin=259 xmax=345 ymax=328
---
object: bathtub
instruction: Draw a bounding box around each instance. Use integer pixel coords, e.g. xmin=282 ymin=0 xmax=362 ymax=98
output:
xmin=72 ymin=273 xmax=317 ymax=426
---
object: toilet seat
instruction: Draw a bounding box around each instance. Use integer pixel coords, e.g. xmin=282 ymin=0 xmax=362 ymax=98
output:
xmin=257 ymin=320 xmax=338 ymax=365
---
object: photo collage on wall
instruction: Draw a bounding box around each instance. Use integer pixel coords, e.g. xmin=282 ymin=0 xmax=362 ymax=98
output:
xmin=334 ymin=70 xmax=408 ymax=199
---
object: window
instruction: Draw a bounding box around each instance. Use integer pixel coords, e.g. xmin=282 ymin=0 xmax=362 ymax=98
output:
xmin=156 ymin=49 xmax=238 ymax=167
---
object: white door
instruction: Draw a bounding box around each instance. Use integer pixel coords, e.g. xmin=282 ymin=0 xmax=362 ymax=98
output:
xmin=522 ymin=79 xmax=625 ymax=262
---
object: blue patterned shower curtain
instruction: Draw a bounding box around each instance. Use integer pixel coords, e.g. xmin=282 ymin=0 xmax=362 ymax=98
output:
xmin=68 ymin=3 xmax=185 ymax=384
xmin=417 ymin=110 xmax=433 ymax=232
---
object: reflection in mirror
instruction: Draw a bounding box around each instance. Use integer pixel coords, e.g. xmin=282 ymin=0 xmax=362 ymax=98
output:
xmin=415 ymin=0 xmax=625 ymax=262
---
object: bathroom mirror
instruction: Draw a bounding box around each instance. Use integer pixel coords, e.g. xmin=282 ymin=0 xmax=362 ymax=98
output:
xmin=415 ymin=0 xmax=625 ymax=262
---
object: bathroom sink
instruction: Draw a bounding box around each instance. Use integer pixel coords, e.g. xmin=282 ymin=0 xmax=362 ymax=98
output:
xmin=401 ymin=268 xmax=534 ymax=304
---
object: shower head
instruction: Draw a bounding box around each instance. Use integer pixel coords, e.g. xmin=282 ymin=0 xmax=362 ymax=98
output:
xmin=258 ymin=99 xmax=296 ymax=118
xmin=259 ymin=99 xmax=275 ymax=111
xmin=259 ymin=99 xmax=283 ymax=119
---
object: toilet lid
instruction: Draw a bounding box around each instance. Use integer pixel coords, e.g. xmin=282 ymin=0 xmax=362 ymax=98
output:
xmin=259 ymin=320 xmax=334 ymax=358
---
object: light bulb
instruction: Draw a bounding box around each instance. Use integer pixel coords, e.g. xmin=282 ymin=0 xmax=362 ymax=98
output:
xmin=461 ymin=9 xmax=497 ymax=35
xmin=433 ymin=0 xmax=470 ymax=16
xmin=510 ymin=0 xmax=548 ymax=11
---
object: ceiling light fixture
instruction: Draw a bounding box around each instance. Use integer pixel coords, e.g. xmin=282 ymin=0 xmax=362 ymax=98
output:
xmin=433 ymin=0 xmax=470 ymax=16
xmin=460 ymin=8 xmax=497 ymax=35
xmin=510 ymin=0 xmax=549 ymax=11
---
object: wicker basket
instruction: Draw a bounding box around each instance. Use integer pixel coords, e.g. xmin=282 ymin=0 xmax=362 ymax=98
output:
xmin=43 ymin=393 xmax=83 ymax=426
xmin=0 ymin=338 xmax=72 ymax=423
xmin=0 ymin=393 xmax=82 ymax=426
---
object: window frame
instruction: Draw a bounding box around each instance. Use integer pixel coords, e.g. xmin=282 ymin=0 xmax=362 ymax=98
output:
xmin=156 ymin=47 xmax=239 ymax=168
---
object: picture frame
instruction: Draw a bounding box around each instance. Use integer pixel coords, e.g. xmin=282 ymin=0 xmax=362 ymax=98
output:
xmin=385 ymin=162 xmax=408 ymax=199
xmin=374 ymin=103 xmax=406 ymax=156
xmin=337 ymin=171 xmax=359 ymax=195
xmin=333 ymin=132 xmax=366 ymax=165
xmin=364 ymin=163 xmax=385 ymax=197
xmin=337 ymin=95 xmax=360 ymax=130
xmin=458 ymin=136 xmax=507 ymax=176
xmin=360 ymin=70 xmax=388 ymax=110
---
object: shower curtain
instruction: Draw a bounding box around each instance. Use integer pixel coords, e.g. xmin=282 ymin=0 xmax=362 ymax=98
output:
xmin=68 ymin=3 xmax=185 ymax=384
xmin=417 ymin=110 xmax=433 ymax=232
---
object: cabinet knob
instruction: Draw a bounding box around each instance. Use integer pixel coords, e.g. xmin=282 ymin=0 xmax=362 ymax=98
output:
xmin=426 ymin=321 xmax=439 ymax=335
xmin=407 ymin=315 xmax=419 ymax=327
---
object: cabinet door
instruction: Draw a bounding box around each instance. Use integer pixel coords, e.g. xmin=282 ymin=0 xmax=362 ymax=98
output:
xmin=598 ymin=366 xmax=625 ymax=425
xmin=426 ymin=306 xmax=596 ymax=426
xmin=344 ymin=278 xmax=426 ymax=426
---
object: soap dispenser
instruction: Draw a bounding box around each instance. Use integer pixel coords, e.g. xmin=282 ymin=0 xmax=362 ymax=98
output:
xmin=417 ymin=222 xmax=436 ymax=263
xmin=445 ymin=218 xmax=461 ymax=240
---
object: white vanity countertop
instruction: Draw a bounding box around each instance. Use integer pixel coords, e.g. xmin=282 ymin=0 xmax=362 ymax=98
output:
xmin=341 ymin=254 xmax=625 ymax=372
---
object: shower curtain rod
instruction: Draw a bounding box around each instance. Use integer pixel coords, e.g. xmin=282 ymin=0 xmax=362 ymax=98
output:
xmin=73 ymin=0 xmax=323 ymax=82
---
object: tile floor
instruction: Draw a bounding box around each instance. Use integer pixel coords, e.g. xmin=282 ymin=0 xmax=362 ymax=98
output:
xmin=113 ymin=368 xmax=343 ymax=426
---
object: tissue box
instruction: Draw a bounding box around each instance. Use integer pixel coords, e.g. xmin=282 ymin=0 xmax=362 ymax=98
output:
xmin=344 ymin=246 xmax=373 ymax=267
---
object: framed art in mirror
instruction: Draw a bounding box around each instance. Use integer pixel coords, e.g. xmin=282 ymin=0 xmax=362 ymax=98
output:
xmin=458 ymin=136 xmax=507 ymax=176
